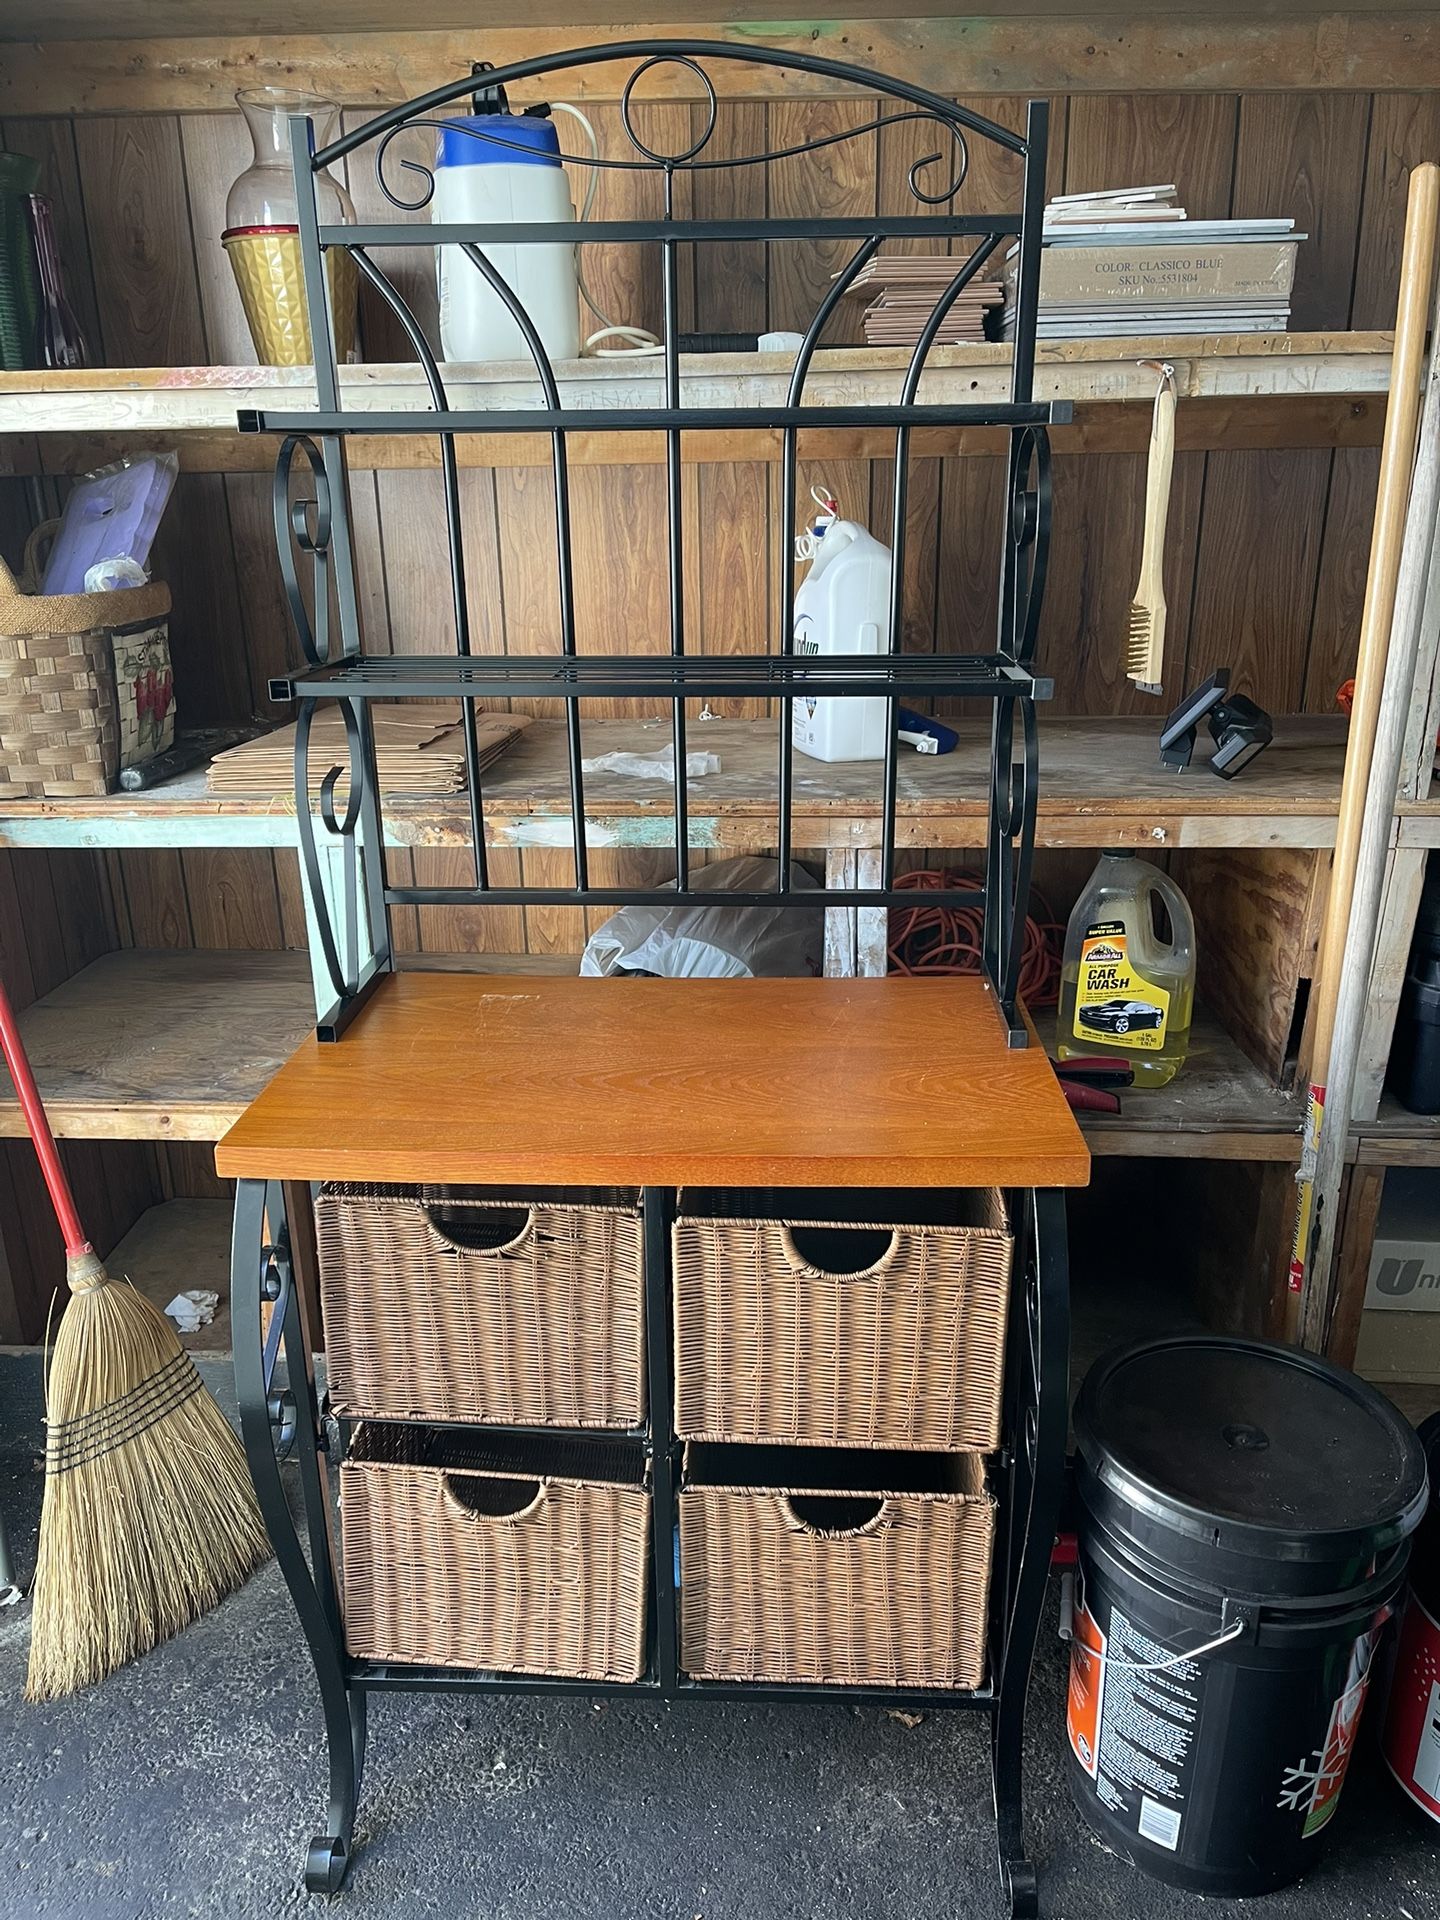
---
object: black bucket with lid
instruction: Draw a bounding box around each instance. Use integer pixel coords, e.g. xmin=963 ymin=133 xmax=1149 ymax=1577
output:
xmin=1066 ymin=1335 xmax=1428 ymax=1895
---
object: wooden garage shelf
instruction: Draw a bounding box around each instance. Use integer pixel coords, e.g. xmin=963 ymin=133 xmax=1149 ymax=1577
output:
xmin=1354 ymin=1099 xmax=1440 ymax=1168
xmin=0 ymin=948 xmax=587 ymax=1142
xmin=0 ymin=949 xmax=316 ymax=1142
xmin=0 ymin=335 xmax=1392 ymax=470
xmin=0 ymin=715 xmax=1382 ymax=854
xmin=0 ymin=943 xmax=1307 ymax=1160
xmin=1078 ymin=1009 xmax=1303 ymax=1162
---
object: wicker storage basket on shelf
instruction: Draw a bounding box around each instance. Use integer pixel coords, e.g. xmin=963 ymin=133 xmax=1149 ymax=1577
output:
xmin=315 ymin=1184 xmax=646 ymax=1428
xmin=340 ymin=1424 xmax=651 ymax=1681
xmin=0 ymin=529 xmax=172 ymax=798
xmin=679 ymin=1443 xmax=995 ymax=1690
xmin=673 ymin=1188 xmax=1013 ymax=1452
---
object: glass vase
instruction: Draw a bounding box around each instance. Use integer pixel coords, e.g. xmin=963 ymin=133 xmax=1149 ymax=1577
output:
xmin=222 ymin=87 xmax=358 ymax=367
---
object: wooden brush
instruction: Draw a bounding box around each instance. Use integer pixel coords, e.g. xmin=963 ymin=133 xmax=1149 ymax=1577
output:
xmin=1127 ymin=364 xmax=1176 ymax=694
xmin=0 ymin=977 xmax=269 ymax=1700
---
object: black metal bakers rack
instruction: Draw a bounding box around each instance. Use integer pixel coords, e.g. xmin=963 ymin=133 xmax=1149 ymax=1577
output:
xmin=232 ymin=37 xmax=1073 ymax=1920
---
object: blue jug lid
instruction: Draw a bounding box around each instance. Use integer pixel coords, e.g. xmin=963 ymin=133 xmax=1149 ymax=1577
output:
xmin=435 ymin=115 xmax=563 ymax=169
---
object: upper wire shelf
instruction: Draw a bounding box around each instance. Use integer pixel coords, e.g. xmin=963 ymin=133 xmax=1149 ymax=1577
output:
xmin=258 ymin=39 xmax=1056 ymax=1045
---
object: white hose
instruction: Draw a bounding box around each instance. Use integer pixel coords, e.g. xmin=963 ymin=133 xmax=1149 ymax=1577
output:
xmin=550 ymin=101 xmax=663 ymax=358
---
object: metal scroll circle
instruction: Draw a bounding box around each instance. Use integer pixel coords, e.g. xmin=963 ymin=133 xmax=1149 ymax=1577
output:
xmin=620 ymin=56 xmax=717 ymax=165
xmin=907 ymin=119 xmax=970 ymax=204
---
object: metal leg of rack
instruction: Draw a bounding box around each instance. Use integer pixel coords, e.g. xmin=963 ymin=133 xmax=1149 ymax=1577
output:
xmin=990 ymin=1187 xmax=1070 ymax=1919
xmin=232 ymin=1178 xmax=366 ymax=1893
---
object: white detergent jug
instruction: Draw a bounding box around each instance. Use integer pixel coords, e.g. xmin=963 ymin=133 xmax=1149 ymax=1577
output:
xmin=434 ymin=111 xmax=580 ymax=364
xmin=792 ymin=519 xmax=893 ymax=763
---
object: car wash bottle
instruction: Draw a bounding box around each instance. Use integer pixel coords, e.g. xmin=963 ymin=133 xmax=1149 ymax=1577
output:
xmin=1056 ymin=852 xmax=1195 ymax=1087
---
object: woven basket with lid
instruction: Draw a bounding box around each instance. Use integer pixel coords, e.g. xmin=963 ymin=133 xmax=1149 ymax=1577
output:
xmin=0 ymin=528 xmax=172 ymax=798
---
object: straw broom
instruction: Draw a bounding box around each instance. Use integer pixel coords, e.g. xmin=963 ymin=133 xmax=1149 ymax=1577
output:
xmin=0 ymin=977 xmax=269 ymax=1701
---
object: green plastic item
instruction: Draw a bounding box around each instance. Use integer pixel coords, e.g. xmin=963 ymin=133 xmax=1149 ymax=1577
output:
xmin=0 ymin=153 xmax=42 ymax=371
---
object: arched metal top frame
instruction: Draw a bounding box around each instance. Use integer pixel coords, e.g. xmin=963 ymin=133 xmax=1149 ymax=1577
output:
xmin=240 ymin=39 xmax=1064 ymax=1044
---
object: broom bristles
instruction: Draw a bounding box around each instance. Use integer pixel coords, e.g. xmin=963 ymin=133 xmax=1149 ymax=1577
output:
xmin=26 ymin=1256 xmax=271 ymax=1702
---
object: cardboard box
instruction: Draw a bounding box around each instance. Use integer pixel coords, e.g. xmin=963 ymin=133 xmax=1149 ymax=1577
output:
xmin=1356 ymin=1169 xmax=1440 ymax=1386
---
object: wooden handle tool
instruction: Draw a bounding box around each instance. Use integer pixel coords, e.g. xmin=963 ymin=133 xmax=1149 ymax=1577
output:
xmin=1127 ymin=361 xmax=1176 ymax=694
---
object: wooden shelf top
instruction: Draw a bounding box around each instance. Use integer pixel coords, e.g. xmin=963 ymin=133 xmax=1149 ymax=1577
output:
xmin=0 ymin=335 xmax=1392 ymax=443
xmin=0 ymin=949 xmax=316 ymax=1143
xmin=214 ymin=972 xmax=1091 ymax=1189
xmin=0 ymin=715 xmax=1394 ymax=855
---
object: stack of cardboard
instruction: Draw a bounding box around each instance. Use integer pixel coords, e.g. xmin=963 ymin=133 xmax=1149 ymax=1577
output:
xmin=206 ymin=702 xmax=529 ymax=801
xmin=1002 ymin=186 xmax=1301 ymax=340
xmin=840 ymin=255 xmax=1005 ymax=345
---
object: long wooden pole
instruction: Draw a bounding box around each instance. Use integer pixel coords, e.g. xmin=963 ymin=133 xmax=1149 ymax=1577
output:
xmin=1290 ymin=161 xmax=1440 ymax=1326
xmin=1300 ymin=284 xmax=1440 ymax=1349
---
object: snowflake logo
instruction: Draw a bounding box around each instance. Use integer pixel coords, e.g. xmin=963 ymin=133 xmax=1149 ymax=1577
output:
xmin=1277 ymin=1745 xmax=1347 ymax=1812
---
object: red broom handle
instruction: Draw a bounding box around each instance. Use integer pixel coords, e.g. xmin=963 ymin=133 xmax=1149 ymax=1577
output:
xmin=0 ymin=976 xmax=90 ymax=1256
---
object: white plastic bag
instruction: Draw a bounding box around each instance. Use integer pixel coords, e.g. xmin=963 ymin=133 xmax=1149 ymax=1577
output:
xmin=581 ymin=744 xmax=720 ymax=780
xmin=580 ymin=855 xmax=822 ymax=979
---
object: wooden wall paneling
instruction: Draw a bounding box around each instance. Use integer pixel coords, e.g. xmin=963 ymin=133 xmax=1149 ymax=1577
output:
xmin=341 ymin=105 xmax=438 ymax=361
xmin=1352 ymin=94 xmax=1440 ymax=329
xmin=1303 ymin=445 xmax=1380 ymax=710
xmin=1036 ymin=449 xmax=1206 ymax=714
xmin=2 ymin=116 xmax=103 ymax=358
xmin=494 ymin=461 xmax=561 ymax=678
xmin=518 ymin=848 xmax=589 ymax=958
xmin=1184 ymin=448 xmax=1331 ymax=713
xmin=1064 ymin=92 xmax=1239 ymax=218
xmin=413 ymin=845 xmax=526 ymax=954
xmin=384 ymin=848 xmax=421 ymax=956
xmin=376 ymin=466 xmax=505 ymax=654
xmin=1325 ymin=1164 xmax=1387 ymax=1369
xmin=11 ymin=24 xmax=1440 ymax=118
xmin=273 ymin=849 xmax=312 ymax=950
xmin=691 ymin=100 xmax=765 ymax=333
xmin=1049 ymin=94 xmax=1237 ymax=716
xmin=72 ymin=114 xmax=207 ymax=365
xmin=45 ymin=850 xmax=117 ymax=977
xmin=73 ymin=115 xmax=256 ymax=728
xmin=113 ymin=850 xmax=194 ymax=947
xmin=179 ymin=848 xmax=286 ymax=948
xmin=1232 ymin=93 xmax=1369 ymax=332
xmin=0 ymin=853 xmax=37 ymax=1009
xmin=8 ymin=847 xmax=71 ymax=998
xmin=156 ymin=1141 xmax=231 ymax=1203
xmin=693 ymin=103 xmax=770 ymax=725
xmin=148 ymin=474 xmax=257 ymax=724
xmin=178 ymin=109 xmax=254 ymax=362
xmin=570 ymin=462 xmax=669 ymax=712
xmin=697 ymin=458 xmax=770 ymax=717
xmin=767 ymin=98 xmax=877 ymax=345
xmin=1170 ymin=845 xmax=1321 ymax=1081
xmin=575 ymin=100 xmax=692 ymax=343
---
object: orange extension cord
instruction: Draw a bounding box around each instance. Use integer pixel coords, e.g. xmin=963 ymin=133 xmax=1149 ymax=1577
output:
xmin=887 ymin=869 xmax=1065 ymax=1006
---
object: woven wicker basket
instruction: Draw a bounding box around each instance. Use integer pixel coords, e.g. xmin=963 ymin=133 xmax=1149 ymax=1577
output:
xmin=679 ymin=1443 xmax=995 ymax=1690
xmin=315 ymin=1184 xmax=645 ymax=1428
xmin=673 ymin=1188 xmax=1013 ymax=1452
xmin=340 ymin=1424 xmax=651 ymax=1680
xmin=0 ymin=531 xmax=172 ymax=799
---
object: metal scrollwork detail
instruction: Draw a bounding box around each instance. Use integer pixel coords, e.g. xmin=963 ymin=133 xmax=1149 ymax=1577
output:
xmin=1008 ymin=426 xmax=1052 ymax=668
xmin=294 ymin=696 xmax=367 ymax=1007
xmin=274 ymin=434 xmax=334 ymax=668
xmin=621 ymin=55 xmax=717 ymax=165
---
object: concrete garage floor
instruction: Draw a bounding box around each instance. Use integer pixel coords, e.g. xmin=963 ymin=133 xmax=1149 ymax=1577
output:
xmin=0 ymin=1357 xmax=1436 ymax=1920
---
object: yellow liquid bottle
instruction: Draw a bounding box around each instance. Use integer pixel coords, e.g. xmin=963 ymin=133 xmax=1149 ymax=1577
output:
xmin=1055 ymin=851 xmax=1195 ymax=1088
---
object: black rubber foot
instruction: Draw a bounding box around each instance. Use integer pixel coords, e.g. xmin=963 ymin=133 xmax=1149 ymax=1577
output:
xmin=1003 ymin=1856 xmax=1039 ymax=1919
xmin=305 ymin=1834 xmax=350 ymax=1894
